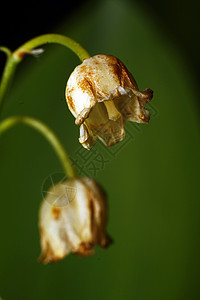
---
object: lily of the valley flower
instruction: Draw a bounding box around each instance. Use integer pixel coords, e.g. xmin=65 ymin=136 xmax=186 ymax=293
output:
xmin=66 ymin=54 xmax=153 ymax=149
xmin=39 ymin=177 xmax=111 ymax=263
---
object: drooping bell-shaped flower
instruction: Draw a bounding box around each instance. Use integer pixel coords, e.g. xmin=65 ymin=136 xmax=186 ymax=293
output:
xmin=39 ymin=177 xmax=111 ymax=263
xmin=66 ymin=54 xmax=153 ymax=149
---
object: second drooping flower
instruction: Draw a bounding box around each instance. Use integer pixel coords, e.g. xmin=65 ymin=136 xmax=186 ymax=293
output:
xmin=39 ymin=177 xmax=111 ymax=263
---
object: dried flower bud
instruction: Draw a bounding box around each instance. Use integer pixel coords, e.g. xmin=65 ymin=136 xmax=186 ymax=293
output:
xmin=39 ymin=177 xmax=111 ymax=263
xmin=66 ymin=54 xmax=153 ymax=149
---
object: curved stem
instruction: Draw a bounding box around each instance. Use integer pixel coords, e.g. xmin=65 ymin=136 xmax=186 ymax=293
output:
xmin=0 ymin=55 xmax=18 ymax=115
xmin=13 ymin=34 xmax=90 ymax=62
xmin=0 ymin=46 xmax=12 ymax=58
xmin=0 ymin=34 xmax=90 ymax=115
xmin=0 ymin=115 xmax=76 ymax=179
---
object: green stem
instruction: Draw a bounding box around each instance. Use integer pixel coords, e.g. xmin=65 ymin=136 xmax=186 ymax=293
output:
xmin=0 ymin=46 xmax=12 ymax=57
xmin=0 ymin=34 xmax=90 ymax=115
xmin=13 ymin=34 xmax=90 ymax=62
xmin=0 ymin=115 xmax=76 ymax=179
xmin=0 ymin=55 xmax=18 ymax=115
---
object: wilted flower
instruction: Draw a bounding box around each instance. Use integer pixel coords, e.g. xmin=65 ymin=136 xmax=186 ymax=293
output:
xmin=66 ymin=54 xmax=153 ymax=149
xmin=39 ymin=177 xmax=111 ymax=263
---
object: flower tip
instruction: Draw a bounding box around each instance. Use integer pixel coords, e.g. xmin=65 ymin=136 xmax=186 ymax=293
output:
xmin=75 ymin=242 xmax=94 ymax=257
xmin=38 ymin=253 xmax=58 ymax=264
xmin=146 ymin=88 xmax=153 ymax=100
xmin=79 ymin=123 xmax=97 ymax=150
xmin=141 ymin=88 xmax=153 ymax=103
xmin=100 ymin=234 xmax=113 ymax=248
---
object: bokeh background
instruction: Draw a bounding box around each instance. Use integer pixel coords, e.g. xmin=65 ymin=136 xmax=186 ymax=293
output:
xmin=0 ymin=0 xmax=200 ymax=299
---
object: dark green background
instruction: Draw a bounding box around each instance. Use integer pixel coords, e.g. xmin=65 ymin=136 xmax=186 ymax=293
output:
xmin=0 ymin=0 xmax=200 ymax=299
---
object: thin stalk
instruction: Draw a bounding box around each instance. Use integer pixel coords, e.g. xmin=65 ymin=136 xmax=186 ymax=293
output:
xmin=0 ymin=46 xmax=12 ymax=57
xmin=0 ymin=115 xmax=76 ymax=179
xmin=0 ymin=55 xmax=18 ymax=114
xmin=13 ymin=34 xmax=90 ymax=62
xmin=0 ymin=34 xmax=90 ymax=115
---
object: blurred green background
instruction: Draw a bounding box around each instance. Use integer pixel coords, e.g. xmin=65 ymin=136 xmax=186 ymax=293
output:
xmin=0 ymin=0 xmax=200 ymax=299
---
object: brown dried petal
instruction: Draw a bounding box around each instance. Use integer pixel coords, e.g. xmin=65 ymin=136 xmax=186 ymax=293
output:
xmin=39 ymin=178 xmax=111 ymax=263
xmin=65 ymin=54 xmax=153 ymax=149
